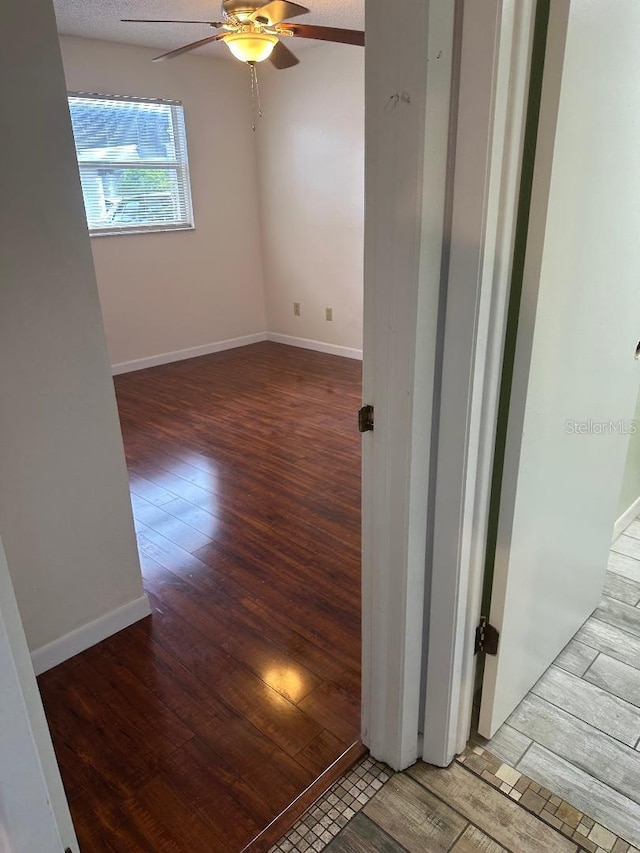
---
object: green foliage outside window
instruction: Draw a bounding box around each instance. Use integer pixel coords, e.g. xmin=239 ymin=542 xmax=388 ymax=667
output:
xmin=116 ymin=169 xmax=172 ymax=195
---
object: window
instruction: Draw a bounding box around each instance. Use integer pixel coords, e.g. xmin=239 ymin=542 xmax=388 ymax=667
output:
xmin=68 ymin=93 xmax=194 ymax=236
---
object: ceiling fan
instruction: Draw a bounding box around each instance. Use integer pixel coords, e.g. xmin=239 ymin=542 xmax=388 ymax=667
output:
xmin=123 ymin=0 xmax=365 ymax=68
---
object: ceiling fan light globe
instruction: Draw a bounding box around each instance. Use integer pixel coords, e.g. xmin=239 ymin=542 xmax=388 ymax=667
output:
xmin=223 ymin=32 xmax=278 ymax=62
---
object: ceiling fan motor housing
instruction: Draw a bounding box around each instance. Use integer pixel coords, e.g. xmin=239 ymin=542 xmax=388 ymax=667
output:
xmin=222 ymin=1 xmax=266 ymax=22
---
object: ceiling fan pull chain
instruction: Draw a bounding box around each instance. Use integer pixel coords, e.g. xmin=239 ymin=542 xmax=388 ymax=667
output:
xmin=249 ymin=62 xmax=263 ymax=131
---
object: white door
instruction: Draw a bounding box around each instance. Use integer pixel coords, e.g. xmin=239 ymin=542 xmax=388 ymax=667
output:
xmin=0 ymin=538 xmax=78 ymax=852
xmin=479 ymin=0 xmax=640 ymax=738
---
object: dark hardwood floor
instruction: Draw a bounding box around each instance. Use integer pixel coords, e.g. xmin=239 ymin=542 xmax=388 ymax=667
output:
xmin=38 ymin=342 xmax=362 ymax=852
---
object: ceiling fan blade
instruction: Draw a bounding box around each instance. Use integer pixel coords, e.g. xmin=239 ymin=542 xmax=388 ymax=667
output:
xmin=269 ymin=39 xmax=300 ymax=69
xmin=285 ymin=24 xmax=364 ymax=46
xmin=122 ymin=19 xmax=224 ymax=25
xmin=153 ymin=33 xmax=226 ymax=62
xmin=251 ymin=1 xmax=309 ymax=25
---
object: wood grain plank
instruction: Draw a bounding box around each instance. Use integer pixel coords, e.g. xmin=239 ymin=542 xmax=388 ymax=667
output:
xmin=131 ymin=493 xmax=214 ymax=553
xmin=603 ymin=571 xmax=640 ymax=606
xmin=294 ymin=730 xmax=350 ymax=776
xmin=243 ymin=741 xmax=367 ymax=853
xmin=484 ymin=724 xmax=532 ymax=766
xmin=140 ymin=542 xmax=357 ymax=687
xmin=145 ymin=493 xmax=222 ymax=538
xmin=100 ymin=624 xmax=316 ymax=812
xmin=584 ymin=652 xmax=640 ymax=712
xmin=64 ymin=762 xmax=234 ymax=853
xmin=594 ymin=596 xmax=640 ymax=638
xmin=576 ymin=616 xmax=640 ymax=670
xmin=140 ymin=557 xmax=324 ymax=706
xmin=66 ymin=779 xmax=160 ymax=853
xmin=518 ymin=743 xmax=640 ymax=848
xmin=451 ymin=825 xmax=506 ymax=853
xmin=406 ymin=762 xmax=578 ymax=853
xmin=607 ymin=550 xmax=640 ymax=584
xmin=363 ymin=774 xmax=467 ymax=852
xmin=298 ymin=681 xmax=361 ymax=745
xmin=624 ymin=519 xmax=640 ymax=541
xmin=158 ymin=737 xmax=273 ymax=850
xmin=553 ymin=639 xmax=599 ymax=677
xmin=126 ymin=773 xmax=233 ymax=852
xmin=326 ymin=813 xmax=406 ymax=852
xmin=611 ymin=534 xmax=640 ymax=562
xmin=531 ymin=665 xmax=640 ymax=747
xmin=508 ymin=693 xmax=640 ymax=802
xmin=39 ymin=653 xmax=191 ymax=798
xmin=143 ymin=595 xmax=323 ymax=757
xmin=128 ymin=473 xmax=176 ymax=506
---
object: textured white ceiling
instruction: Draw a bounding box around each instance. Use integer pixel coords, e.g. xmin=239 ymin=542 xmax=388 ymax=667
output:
xmin=54 ymin=0 xmax=364 ymax=60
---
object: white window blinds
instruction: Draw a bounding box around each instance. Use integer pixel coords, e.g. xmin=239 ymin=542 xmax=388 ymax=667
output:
xmin=67 ymin=93 xmax=194 ymax=236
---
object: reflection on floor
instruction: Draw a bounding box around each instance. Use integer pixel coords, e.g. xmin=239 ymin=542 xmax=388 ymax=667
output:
xmin=38 ymin=342 xmax=362 ymax=851
xmin=485 ymin=516 xmax=640 ymax=849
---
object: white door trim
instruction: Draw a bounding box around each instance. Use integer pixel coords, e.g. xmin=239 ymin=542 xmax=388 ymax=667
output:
xmin=422 ymin=0 xmax=538 ymax=765
xmin=0 ymin=537 xmax=78 ymax=851
xmin=361 ymin=0 xmax=459 ymax=770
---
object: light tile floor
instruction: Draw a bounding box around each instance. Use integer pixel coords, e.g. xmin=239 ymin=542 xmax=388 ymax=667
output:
xmin=459 ymin=744 xmax=636 ymax=853
xmin=483 ymin=517 xmax=640 ymax=848
xmin=275 ymin=748 xmax=634 ymax=852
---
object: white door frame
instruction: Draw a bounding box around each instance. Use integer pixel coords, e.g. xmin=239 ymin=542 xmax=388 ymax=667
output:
xmin=362 ymin=0 xmax=459 ymax=770
xmin=423 ymin=0 xmax=540 ymax=765
xmin=363 ymin=0 xmax=540 ymax=769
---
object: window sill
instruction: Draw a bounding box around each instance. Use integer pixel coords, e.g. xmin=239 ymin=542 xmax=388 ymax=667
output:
xmin=89 ymin=224 xmax=195 ymax=238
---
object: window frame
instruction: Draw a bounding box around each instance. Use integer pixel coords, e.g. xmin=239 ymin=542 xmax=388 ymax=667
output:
xmin=68 ymin=91 xmax=195 ymax=238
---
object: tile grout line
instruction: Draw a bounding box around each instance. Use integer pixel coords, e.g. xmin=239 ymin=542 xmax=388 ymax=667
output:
xmin=357 ymin=815 xmax=412 ymax=853
xmin=580 ymin=650 xmax=600 ymax=680
xmin=444 ymin=821 xmax=468 ymax=853
xmin=515 ymin=738 xmax=535 ymax=772
xmin=271 ymin=745 xmax=635 ymax=852
xmin=459 ymin=744 xmax=636 ymax=852
xmin=409 ymin=761 xmax=545 ymax=853
xmin=577 ymin=615 xmax=640 ymax=660
xmin=267 ymin=755 xmax=393 ymax=852
xmin=453 ymin=759 xmax=585 ymax=852
xmin=516 ymin=687 xmax=640 ymax=753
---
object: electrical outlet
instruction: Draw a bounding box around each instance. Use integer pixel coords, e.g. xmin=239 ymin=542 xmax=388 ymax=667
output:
xmin=293 ymin=302 xmax=301 ymax=316
xmin=325 ymin=307 xmax=333 ymax=321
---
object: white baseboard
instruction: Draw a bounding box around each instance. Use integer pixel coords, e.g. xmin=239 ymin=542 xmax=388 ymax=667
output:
xmin=111 ymin=332 xmax=268 ymax=375
xmin=30 ymin=594 xmax=151 ymax=675
xmin=111 ymin=331 xmax=362 ymax=374
xmin=613 ymin=495 xmax=640 ymax=541
xmin=266 ymin=332 xmax=363 ymax=360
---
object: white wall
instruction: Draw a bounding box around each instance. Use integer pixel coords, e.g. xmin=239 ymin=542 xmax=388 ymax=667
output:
xmin=0 ymin=6 xmax=147 ymax=656
xmin=59 ymin=36 xmax=267 ymax=369
xmin=257 ymin=44 xmax=364 ymax=352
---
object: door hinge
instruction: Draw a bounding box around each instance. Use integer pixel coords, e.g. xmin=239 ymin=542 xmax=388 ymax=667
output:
xmin=358 ymin=404 xmax=374 ymax=433
xmin=475 ymin=616 xmax=499 ymax=656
